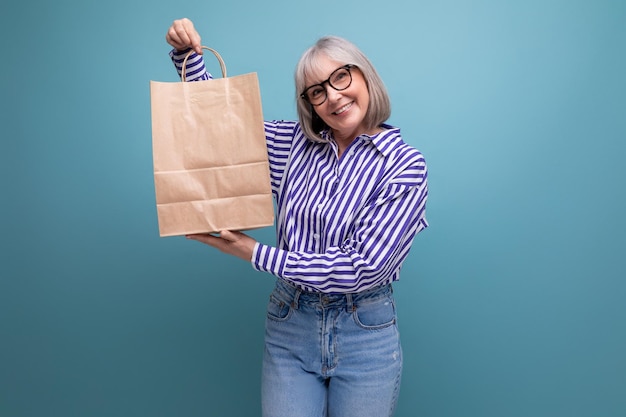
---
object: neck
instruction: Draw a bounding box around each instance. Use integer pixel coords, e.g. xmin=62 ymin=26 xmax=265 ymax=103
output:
xmin=331 ymin=125 xmax=385 ymax=158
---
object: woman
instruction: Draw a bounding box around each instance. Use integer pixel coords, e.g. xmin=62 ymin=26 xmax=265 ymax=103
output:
xmin=165 ymin=18 xmax=428 ymax=417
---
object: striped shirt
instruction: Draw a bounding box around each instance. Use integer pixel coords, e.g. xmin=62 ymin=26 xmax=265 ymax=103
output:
xmin=171 ymin=49 xmax=429 ymax=294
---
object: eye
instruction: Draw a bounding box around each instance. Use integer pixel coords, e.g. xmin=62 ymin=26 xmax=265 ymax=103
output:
xmin=308 ymin=86 xmax=325 ymax=99
xmin=331 ymin=69 xmax=349 ymax=83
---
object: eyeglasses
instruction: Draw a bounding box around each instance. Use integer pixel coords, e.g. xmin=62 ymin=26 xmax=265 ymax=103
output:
xmin=300 ymin=64 xmax=355 ymax=106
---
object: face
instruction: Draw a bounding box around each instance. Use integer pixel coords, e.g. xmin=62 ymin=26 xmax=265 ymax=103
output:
xmin=305 ymin=54 xmax=371 ymax=143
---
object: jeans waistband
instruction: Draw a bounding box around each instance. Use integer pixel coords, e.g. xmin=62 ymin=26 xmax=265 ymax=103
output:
xmin=272 ymin=279 xmax=393 ymax=311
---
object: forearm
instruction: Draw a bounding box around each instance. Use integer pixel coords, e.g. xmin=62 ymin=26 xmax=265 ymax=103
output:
xmin=252 ymin=183 xmax=428 ymax=294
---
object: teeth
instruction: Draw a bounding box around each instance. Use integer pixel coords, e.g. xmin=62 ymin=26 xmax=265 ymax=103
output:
xmin=335 ymin=102 xmax=352 ymax=114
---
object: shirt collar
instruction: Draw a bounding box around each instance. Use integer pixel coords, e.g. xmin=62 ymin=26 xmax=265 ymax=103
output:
xmin=321 ymin=124 xmax=402 ymax=158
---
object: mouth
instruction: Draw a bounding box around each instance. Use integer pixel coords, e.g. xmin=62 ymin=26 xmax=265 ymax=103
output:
xmin=332 ymin=102 xmax=353 ymax=115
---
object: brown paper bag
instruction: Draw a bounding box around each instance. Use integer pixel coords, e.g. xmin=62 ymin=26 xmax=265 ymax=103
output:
xmin=150 ymin=47 xmax=274 ymax=237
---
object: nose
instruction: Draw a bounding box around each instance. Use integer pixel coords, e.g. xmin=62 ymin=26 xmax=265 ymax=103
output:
xmin=325 ymin=84 xmax=342 ymax=102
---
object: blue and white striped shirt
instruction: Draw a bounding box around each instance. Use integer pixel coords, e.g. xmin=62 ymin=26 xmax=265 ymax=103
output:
xmin=171 ymin=49 xmax=429 ymax=294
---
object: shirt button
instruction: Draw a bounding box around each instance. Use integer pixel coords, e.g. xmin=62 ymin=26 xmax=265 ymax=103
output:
xmin=313 ymin=234 xmax=319 ymax=240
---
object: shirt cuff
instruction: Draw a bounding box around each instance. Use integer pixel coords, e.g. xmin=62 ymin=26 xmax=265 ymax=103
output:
xmin=252 ymin=242 xmax=288 ymax=278
xmin=169 ymin=47 xmax=192 ymax=59
xmin=169 ymin=48 xmax=213 ymax=81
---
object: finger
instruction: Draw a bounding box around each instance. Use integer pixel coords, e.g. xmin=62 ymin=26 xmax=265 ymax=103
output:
xmin=219 ymin=230 xmax=237 ymax=242
xmin=192 ymin=38 xmax=203 ymax=54
xmin=177 ymin=18 xmax=202 ymax=54
xmin=165 ymin=27 xmax=187 ymax=50
xmin=165 ymin=19 xmax=194 ymax=51
xmin=187 ymin=29 xmax=203 ymax=55
xmin=186 ymin=233 xmax=220 ymax=246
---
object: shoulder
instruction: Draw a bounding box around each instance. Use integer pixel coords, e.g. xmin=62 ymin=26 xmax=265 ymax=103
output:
xmin=373 ymin=126 xmax=426 ymax=164
xmin=374 ymin=127 xmax=428 ymax=186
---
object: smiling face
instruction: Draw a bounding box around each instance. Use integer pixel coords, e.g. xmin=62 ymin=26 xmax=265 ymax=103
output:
xmin=306 ymin=54 xmax=372 ymax=144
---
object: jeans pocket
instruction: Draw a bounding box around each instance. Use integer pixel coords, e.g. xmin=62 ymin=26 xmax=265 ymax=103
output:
xmin=353 ymin=296 xmax=396 ymax=330
xmin=266 ymin=294 xmax=292 ymax=322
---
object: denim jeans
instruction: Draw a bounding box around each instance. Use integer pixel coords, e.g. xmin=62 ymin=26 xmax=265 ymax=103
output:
xmin=262 ymin=278 xmax=403 ymax=417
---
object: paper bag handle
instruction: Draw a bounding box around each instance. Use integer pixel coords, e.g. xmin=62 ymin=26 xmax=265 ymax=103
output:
xmin=181 ymin=46 xmax=227 ymax=81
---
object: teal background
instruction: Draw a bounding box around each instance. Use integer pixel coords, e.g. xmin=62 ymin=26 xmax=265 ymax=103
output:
xmin=1 ymin=0 xmax=625 ymax=416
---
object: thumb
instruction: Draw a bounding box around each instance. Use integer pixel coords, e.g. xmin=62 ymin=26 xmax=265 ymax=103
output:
xmin=218 ymin=230 xmax=238 ymax=242
xmin=189 ymin=32 xmax=202 ymax=55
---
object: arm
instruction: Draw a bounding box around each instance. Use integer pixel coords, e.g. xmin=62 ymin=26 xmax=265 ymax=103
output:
xmin=253 ymin=150 xmax=429 ymax=293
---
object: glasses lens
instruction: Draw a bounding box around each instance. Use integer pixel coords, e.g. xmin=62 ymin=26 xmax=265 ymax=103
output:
xmin=305 ymin=86 xmax=326 ymax=105
xmin=329 ymin=67 xmax=352 ymax=91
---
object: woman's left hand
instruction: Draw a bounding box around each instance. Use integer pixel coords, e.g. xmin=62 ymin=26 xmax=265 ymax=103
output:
xmin=186 ymin=230 xmax=256 ymax=262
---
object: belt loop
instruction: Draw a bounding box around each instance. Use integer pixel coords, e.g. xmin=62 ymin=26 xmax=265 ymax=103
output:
xmin=291 ymin=288 xmax=301 ymax=310
xmin=346 ymin=293 xmax=356 ymax=312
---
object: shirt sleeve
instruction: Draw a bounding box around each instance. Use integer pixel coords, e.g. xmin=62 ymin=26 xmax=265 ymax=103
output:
xmin=169 ymin=48 xmax=213 ymax=81
xmin=263 ymin=120 xmax=298 ymax=196
xmin=252 ymin=154 xmax=429 ymax=293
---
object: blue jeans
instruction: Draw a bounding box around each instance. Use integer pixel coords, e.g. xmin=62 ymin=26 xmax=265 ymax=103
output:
xmin=262 ymin=279 xmax=403 ymax=417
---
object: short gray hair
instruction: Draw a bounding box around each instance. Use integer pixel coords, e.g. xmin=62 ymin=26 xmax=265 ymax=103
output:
xmin=295 ymin=36 xmax=391 ymax=142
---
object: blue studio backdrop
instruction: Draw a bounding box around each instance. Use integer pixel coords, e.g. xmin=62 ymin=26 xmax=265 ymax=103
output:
xmin=1 ymin=1 xmax=625 ymax=416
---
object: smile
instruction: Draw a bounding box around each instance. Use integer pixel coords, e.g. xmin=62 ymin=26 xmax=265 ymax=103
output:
xmin=333 ymin=102 xmax=353 ymax=115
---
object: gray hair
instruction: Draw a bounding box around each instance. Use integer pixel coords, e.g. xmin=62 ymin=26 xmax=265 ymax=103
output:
xmin=295 ymin=36 xmax=391 ymax=142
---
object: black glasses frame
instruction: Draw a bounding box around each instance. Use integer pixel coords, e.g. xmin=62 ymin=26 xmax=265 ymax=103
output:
xmin=300 ymin=64 xmax=356 ymax=106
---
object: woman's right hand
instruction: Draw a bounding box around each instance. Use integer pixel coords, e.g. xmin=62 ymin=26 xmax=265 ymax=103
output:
xmin=165 ymin=18 xmax=203 ymax=54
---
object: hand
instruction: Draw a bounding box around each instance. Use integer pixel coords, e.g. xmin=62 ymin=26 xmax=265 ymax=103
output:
xmin=165 ymin=18 xmax=203 ymax=55
xmin=186 ymin=230 xmax=256 ymax=262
